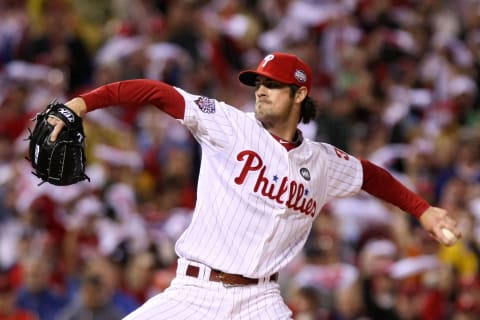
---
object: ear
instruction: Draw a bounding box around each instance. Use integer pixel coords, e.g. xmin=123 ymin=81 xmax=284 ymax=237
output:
xmin=294 ymin=87 xmax=308 ymax=104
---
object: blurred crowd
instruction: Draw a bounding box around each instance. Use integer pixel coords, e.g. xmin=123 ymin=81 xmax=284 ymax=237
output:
xmin=0 ymin=0 xmax=480 ymax=319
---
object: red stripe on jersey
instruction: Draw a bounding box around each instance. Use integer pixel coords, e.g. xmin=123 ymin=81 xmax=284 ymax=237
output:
xmin=269 ymin=131 xmax=301 ymax=150
xmin=360 ymin=159 xmax=429 ymax=218
xmin=79 ymin=79 xmax=186 ymax=119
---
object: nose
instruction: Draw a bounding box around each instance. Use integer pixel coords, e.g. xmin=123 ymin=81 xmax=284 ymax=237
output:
xmin=256 ymin=84 xmax=267 ymax=97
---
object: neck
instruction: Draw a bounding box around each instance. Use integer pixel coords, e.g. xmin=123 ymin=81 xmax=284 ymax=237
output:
xmin=262 ymin=117 xmax=299 ymax=142
xmin=268 ymin=127 xmax=297 ymax=143
xmin=258 ymin=101 xmax=301 ymax=142
xmin=269 ymin=129 xmax=302 ymax=150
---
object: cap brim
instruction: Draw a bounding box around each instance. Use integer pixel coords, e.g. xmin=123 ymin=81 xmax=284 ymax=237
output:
xmin=239 ymin=69 xmax=300 ymax=88
xmin=239 ymin=69 xmax=293 ymax=87
xmin=238 ymin=70 xmax=262 ymax=87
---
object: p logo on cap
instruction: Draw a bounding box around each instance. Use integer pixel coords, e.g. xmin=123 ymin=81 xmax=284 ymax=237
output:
xmin=261 ymin=54 xmax=275 ymax=67
xmin=239 ymin=52 xmax=312 ymax=94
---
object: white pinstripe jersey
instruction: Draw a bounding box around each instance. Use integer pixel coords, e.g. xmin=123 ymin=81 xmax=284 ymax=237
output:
xmin=174 ymin=88 xmax=363 ymax=278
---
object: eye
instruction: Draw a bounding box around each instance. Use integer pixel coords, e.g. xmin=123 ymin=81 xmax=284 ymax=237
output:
xmin=255 ymin=80 xmax=286 ymax=89
xmin=266 ymin=81 xmax=284 ymax=89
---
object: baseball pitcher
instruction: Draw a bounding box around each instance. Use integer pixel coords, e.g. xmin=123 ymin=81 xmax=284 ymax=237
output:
xmin=43 ymin=52 xmax=460 ymax=319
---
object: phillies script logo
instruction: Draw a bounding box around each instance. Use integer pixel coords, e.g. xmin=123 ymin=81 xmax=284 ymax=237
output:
xmin=234 ymin=150 xmax=317 ymax=217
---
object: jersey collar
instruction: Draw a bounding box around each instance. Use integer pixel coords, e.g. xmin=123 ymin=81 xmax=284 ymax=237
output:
xmin=270 ymin=130 xmax=303 ymax=151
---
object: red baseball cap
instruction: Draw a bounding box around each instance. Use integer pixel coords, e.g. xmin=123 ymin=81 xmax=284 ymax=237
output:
xmin=239 ymin=52 xmax=312 ymax=94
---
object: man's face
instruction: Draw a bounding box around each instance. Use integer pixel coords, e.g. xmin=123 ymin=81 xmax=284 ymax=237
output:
xmin=254 ymin=76 xmax=296 ymax=128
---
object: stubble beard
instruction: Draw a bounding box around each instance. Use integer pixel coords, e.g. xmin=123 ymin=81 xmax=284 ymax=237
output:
xmin=255 ymin=102 xmax=275 ymax=128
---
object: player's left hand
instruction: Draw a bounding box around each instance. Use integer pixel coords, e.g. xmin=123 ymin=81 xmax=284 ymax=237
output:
xmin=419 ymin=206 xmax=461 ymax=246
xmin=27 ymin=101 xmax=89 ymax=185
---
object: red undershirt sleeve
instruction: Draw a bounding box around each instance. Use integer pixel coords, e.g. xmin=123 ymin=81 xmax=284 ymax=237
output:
xmin=78 ymin=79 xmax=186 ymax=119
xmin=360 ymin=159 xmax=429 ymax=218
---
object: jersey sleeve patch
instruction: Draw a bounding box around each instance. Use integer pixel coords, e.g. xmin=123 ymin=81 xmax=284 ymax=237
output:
xmin=194 ymin=97 xmax=216 ymax=114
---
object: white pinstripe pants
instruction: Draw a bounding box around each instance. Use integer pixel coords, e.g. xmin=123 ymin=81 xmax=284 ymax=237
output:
xmin=123 ymin=259 xmax=293 ymax=320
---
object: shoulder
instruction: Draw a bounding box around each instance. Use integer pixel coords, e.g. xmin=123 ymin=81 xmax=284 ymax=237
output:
xmin=317 ymin=142 xmax=352 ymax=159
xmin=178 ymin=88 xmax=253 ymax=121
xmin=299 ymin=140 xmax=361 ymax=167
xmin=299 ymin=139 xmax=334 ymax=155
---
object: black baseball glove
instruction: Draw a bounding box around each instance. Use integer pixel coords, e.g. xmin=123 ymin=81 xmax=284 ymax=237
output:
xmin=27 ymin=101 xmax=90 ymax=186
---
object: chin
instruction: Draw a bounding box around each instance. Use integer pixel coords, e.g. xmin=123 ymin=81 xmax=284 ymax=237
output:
xmin=255 ymin=113 xmax=273 ymax=128
xmin=254 ymin=111 xmax=265 ymax=121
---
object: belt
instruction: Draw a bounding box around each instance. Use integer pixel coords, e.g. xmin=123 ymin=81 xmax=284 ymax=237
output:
xmin=185 ymin=264 xmax=278 ymax=287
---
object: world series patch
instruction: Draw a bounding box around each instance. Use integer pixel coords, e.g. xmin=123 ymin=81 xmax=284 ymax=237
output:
xmin=194 ymin=97 xmax=216 ymax=113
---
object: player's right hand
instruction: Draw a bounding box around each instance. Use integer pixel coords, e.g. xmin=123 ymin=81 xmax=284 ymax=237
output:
xmin=419 ymin=206 xmax=461 ymax=246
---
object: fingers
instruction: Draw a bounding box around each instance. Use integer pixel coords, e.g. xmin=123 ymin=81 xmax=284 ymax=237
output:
xmin=441 ymin=216 xmax=462 ymax=239
xmin=435 ymin=223 xmax=461 ymax=247
xmin=438 ymin=230 xmax=457 ymax=247
xmin=47 ymin=115 xmax=65 ymax=142
xmin=446 ymin=221 xmax=462 ymax=239
xmin=420 ymin=207 xmax=461 ymax=247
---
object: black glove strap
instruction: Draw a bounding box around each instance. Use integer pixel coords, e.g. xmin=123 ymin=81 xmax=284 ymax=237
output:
xmin=46 ymin=102 xmax=83 ymax=131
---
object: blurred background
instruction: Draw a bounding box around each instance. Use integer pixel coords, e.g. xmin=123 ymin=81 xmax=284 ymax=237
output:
xmin=0 ymin=0 xmax=480 ymax=319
